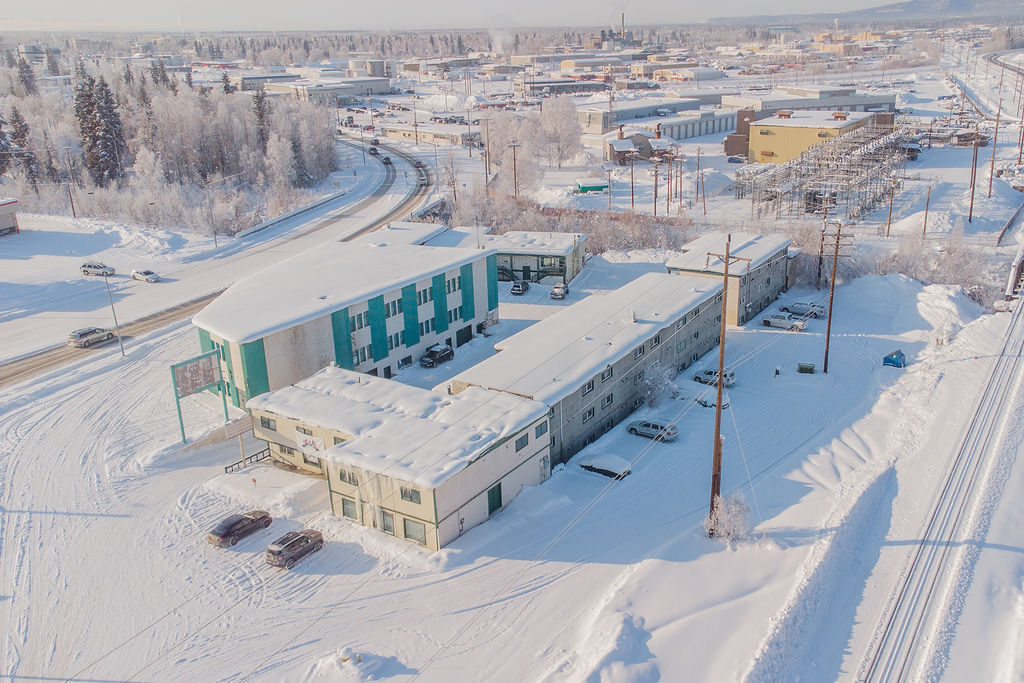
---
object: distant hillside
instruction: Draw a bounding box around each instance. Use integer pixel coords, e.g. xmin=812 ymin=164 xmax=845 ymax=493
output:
xmin=710 ymin=0 xmax=1024 ymax=25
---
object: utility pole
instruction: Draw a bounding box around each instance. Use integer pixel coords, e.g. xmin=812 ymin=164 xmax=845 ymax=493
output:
xmin=885 ymin=180 xmax=895 ymax=238
xmin=607 ymin=167 xmax=613 ymax=211
xmin=968 ymin=137 xmax=979 ymax=223
xmin=705 ymin=235 xmax=750 ymax=537
xmin=508 ymin=140 xmax=521 ymax=198
xmin=101 ymin=273 xmax=126 ymax=357
xmin=652 ymin=162 xmax=659 ymax=218
xmin=64 ymin=148 xmax=77 ymax=218
xmin=823 ymin=222 xmax=852 ymax=374
xmin=815 ymin=225 xmax=826 ymax=290
xmin=988 ymin=97 xmax=1001 ymax=198
xmin=695 ymin=147 xmax=701 ymax=202
xmin=629 ymin=153 xmax=636 ymax=210
xmin=482 ymin=118 xmax=492 ymax=189
xmin=922 ymin=184 xmax=931 ymax=236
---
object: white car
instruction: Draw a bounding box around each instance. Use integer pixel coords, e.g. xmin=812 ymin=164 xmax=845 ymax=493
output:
xmin=67 ymin=327 xmax=115 ymax=348
xmin=780 ymin=301 xmax=826 ymax=318
xmin=81 ymin=261 xmax=114 ymax=277
xmin=131 ymin=269 xmax=160 ymax=283
xmin=761 ymin=313 xmax=807 ymax=331
xmin=693 ymin=369 xmax=735 ymax=386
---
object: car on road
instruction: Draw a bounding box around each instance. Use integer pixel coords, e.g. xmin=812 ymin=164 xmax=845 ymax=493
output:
xmin=762 ymin=313 xmax=807 ymax=331
xmin=419 ymin=177 xmax=429 ymax=186
xmin=370 ymin=138 xmax=380 ymax=146
xmin=550 ymin=282 xmax=569 ymax=299
xmin=779 ymin=301 xmax=826 ymax=318
xmin=67 ymin=327 xmax=115 ymax=348
xmin=130 ymin=269 xmax=160 ymax=283
xmin=413 ymin=160 xmax=424 ymax=168
xmin=368 ymin=147 xmax=380 ymax=156
xmin=382 ymin=156 xmax=392 ymax=165
xmin=693 ymin=369 xmax=736 ymax=386
xmin=207 ymin=510 xmax=272 ymax=547
xmin=510 ymin=280 xmax=530 ymax=295
xmin=627 ymin=420 xmax=678 ymax=441
xmin=578 ymin=453 xmax=632 ymax=480
xmin=265 ymin=529 xmax=324 ymax=569
xmin=81 ymin=261 xmax=114 ymax=276
xmin=419 ymin=344 xmax=454 ymax=368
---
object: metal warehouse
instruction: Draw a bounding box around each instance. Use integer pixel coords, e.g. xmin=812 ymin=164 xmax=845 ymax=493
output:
xmin=192 ymin=242 xmax=498 ymax=407
xmin=247 ymin=366 xmax=550 ymax=551
xmin=442 ymin=273 xmax=724 ymax=465
xmin=666 ymin=232 xmax=791 ymax=325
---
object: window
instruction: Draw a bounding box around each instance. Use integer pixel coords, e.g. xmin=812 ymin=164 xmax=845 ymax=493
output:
xmin=634 ymin=370 xmax=644 ymax=384
xmin=535 ymin=422 xmax=548 ymax=439
xmin=601 ymin=367 xmax=613 ymax=382
xmin=676 ymin=340 xmax=687 ymax=353
xmin=401 ymin=487 xmax=421 ymax=504
xmin=302 ymin=452 xmax=320 ymax=466
xmin=582 ymin=407 xmax=594 ymax=424
xmin=259 ymin=416 xmax=276 ymax=431
xmin=350 ymin=311 xmax=368 ymax=331
xmin=381 ymin=510 xmax=395 ymax=535
xmin=341 ymin=497 xmax=358 ymax=520
xmin=651 ymin=334 xmax=661 ymax=349
xmin=278 ymin=444 xmax=297 ymax=456
xmin=691 ymin=331 xmax=699 ymax=341
xmin=487 ymin=483 xmax=502 ymax=516
xmin=297 ymin=426 xmax=313 ymax=436
xmin=759 ymin=129 xmax=770 ymax=135
xmin=633 ymin=345 xmax=645 ymax=360
xmin=339 ymin=468 xmax=357 ymax=485
xmin=515 ymin=434 xmax=529 ymax=451
xmin=333 ymin=436 xmax=345 ymax=446
xmin=581 ymin=379 xmax=594 ymax=397
xmin=404 ymin=518 xmax=427 ymax=545
xmin=602 ymin=394 xmax=613 ymax=408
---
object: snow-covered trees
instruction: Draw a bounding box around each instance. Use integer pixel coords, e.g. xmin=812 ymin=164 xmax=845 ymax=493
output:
xmin=253 ymin=89 xmax=270 ymax=155
xmin=704 ymin=492 xmax=751 ymax=543
xmin=537 ymin=96 xmax=583 ymax=169
xmin=639 ymin=361 xmax=675 ymax=407
xmin=0 ymin=111 xmax=11 ymax=176
xmin=16 ymin=58 xmax=37 ymax=96
xmin=8 ymin=106 xmax=41 ymax=189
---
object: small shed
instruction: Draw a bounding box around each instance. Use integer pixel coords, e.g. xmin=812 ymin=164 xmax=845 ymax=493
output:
xmin=883 ymin=349 xmax=906 ymax=368
xmin=0 ymin=198 xmax=19 ymax=237
xmin=575 ymin=178 xmax=609 ymax=193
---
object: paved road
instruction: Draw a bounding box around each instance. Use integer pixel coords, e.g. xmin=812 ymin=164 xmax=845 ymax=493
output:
xmin=0 ymin=139 xmax=431 ymax=390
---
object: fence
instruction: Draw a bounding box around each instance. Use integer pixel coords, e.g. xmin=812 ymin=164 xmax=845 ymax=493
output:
xmin=224 ymin=447 xmax=271 ymax=474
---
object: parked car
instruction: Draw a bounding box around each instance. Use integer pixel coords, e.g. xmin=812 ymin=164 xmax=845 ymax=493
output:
xmin=382 ymin=156 xmax=393 ymax=165
xmin=779 ymin=301 xmax=826 ymax=318
xmin=370 ymin=138 xmax=380 ymax=146
xmin=550 ymin=282 xmax=569 ymax=300
xmin=130 ymin=269 xmax=160 ymax=283
xmin=627 ymin=420 xmax=678 ymax=441
xmin=67 ymin=327 xmax=115 ymax=348
xmin=419 ymin=343 xmax=454 ymax=368
xmin=762 ymin=313 xmax=807 ymax=331
xmin=578 ymin=453 xmax=631 ymax=480
xmin=265 ymin=529 xmax=324 ymax=569
xmin=510 ymin=280 xmax=530 ymax=295
xmin=413 ymin=159 xmax=424 ymax=168
xmin=207 ymin=510 xmax=272 ymax=547
xmin=81 ymin=261 xmax=114 ymax=276
xmin=419 ymin=177 xmax=429 ymax=186
xmin=693 ymin=369 xmax=736 ymax=386
xmin=727 ymin=155 xmax=746 ymax=163
xmin=368 ymin=147 xmax=380 ymax=156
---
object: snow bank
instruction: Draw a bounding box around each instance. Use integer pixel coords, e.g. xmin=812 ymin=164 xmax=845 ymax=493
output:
xmin=204 ymin=464 xmax=327 ymax=519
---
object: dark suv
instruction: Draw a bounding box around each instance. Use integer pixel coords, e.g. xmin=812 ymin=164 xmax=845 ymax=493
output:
xmin=419 ymin=344 xmax=454 ymax=368
xmin=208 ymin=510 xmax=272 ymax=547
xmin=265 ymin=529 xmax=324 ymax=569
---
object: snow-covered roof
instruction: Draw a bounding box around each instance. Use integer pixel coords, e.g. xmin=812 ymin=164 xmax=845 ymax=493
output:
xmin=351 ymin=221 xmax=450 ymax=246
xmin=193 ymin=243 xmax=494 ymax=343
xmin=246 ymin=367 xmax=547 ymax=488
xmin=753 ymin=110 xmax=873 ymax=129
xmin=609 ymin=139 xmax=636 ymax=152
xmin=648 ymin=139 xmax=674 ymax=151
xmin=446 ymin=273 xmax=722 ymax=405
xmin=424 ymin=228 xmax=586 ymax=256
xmin=666 ymin=232 xmax=791 ymax=275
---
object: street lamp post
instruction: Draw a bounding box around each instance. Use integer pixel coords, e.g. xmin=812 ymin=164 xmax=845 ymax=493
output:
xmin=508 ymin=139 xmax=521 ymax=198
xmin=102 ymin=273 xmax=126 ymax=357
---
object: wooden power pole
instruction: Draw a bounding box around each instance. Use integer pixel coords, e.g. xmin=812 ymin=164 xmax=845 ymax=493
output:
xmin=823 ymin=222 xmax=853 ymax=374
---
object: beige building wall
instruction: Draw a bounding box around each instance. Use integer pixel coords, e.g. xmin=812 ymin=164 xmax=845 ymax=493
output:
xmin=747 ymin=117 xmax=871 ymax=163
xmin=668 ymin=249 xmax=789 ymax=325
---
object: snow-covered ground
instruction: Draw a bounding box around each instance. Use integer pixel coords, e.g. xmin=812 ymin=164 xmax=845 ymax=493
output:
xmin=3 ymin=55 xmax=1024 ymax=683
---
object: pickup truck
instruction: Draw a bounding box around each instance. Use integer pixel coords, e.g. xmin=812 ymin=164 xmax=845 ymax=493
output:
xmin=762 ymin=313 xmax=806 ymax=331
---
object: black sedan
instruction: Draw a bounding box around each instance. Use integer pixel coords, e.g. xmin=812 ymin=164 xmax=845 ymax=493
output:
xmin=265 ymin=529 xmax=324 ymax=569
xmin=207 ymin=510 xmax=272 ymax=547
xmin=419 ymin=344 xmax=454 ymax=368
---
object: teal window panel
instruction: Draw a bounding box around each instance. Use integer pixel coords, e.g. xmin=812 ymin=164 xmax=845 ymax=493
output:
xmin=198 ymin=327 xmax=213 ymax=353
xmin=330 ymin=308 xmax=354 ymax=370
xmin=486 ymin=253 xmax=498 ymax=311
xmin=460 ymin=263 xmax=475 ymax=322
xmin=239 ymin=339 xmax=269 ymax=401
xmin=432 ymin=274 xmax=449 ymax=333
xmin=402 ymin=285 xmax=420 ymax=347
xmin=367 ymin=295 xmax=389 ymax=362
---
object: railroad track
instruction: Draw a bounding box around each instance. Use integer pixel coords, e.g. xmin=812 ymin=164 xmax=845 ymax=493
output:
xmin=0 ymin=141 xmax=431 ymax=391
xmin=858 ymin=301 xmax=1024 ymax=681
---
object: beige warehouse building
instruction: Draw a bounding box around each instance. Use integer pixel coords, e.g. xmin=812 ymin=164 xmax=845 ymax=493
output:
xmin=747 ymin=109 xmax=874 ymax=163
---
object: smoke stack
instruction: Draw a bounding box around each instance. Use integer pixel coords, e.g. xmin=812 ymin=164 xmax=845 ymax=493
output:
xmin=621 ymin=12 xmax=625 ymax=39
xmin=618 ymin=124 xmax=624 ymax=140
xmin=655 ymin=123 xmax=661 ymax=139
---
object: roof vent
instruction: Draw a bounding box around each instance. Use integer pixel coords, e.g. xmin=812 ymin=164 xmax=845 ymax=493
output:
xmin=777 ymin=110 xmax=791 ymax=119
xmin=832 ymin=111 xmax=848 ymax=120
xmin=631 ymin=309 xmax=638 ymax=322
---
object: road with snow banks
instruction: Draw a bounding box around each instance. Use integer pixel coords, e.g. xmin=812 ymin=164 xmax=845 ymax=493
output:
xmin=857 ymin=300 xmax=1024 ymax=681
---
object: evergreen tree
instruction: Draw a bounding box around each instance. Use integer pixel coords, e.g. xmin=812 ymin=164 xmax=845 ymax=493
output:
xmin=185 ymin=68 xmax=193 ymax=88
xmin=41 ymin=130 xmax=61 ymax=182
xmin=291 ymin=136 xmax=312 ymax=187
xmin=72 ymin=62 xmax=99 ymax=183
xmin=17 ymin=57 xmax=38 ymax=96
xmin=252 ymin=89 xmax=270 ymax=155
xmin=3 ymin=50 xmax=15 ymax=68
xmin=8 ymin=106 xmax=41 ymax=190
xmin=0 ymin=112 xmax=11 ymax=176
xmin=221 ymin=72 xmax=232 ymax=94
xmin=90 ymin=77 xmax=127 ymax=186
xmin=122 ymin=64 xmax=134 ymax=86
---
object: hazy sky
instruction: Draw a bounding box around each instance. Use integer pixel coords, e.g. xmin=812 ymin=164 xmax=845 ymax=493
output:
xmin=6 ymin=0 xmax=890 ymax=32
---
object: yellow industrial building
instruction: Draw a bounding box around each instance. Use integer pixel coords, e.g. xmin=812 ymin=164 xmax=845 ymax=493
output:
xmin=747 ymin=110 xmax=874 ymax=163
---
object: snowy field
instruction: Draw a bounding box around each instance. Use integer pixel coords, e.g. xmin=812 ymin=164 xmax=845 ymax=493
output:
xmin=3 ymin=55 xmax=1024 ymax=682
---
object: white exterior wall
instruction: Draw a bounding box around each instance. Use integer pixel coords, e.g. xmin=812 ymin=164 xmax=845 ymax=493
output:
xmin=263 ymin=316 xmax=335 ymax=391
